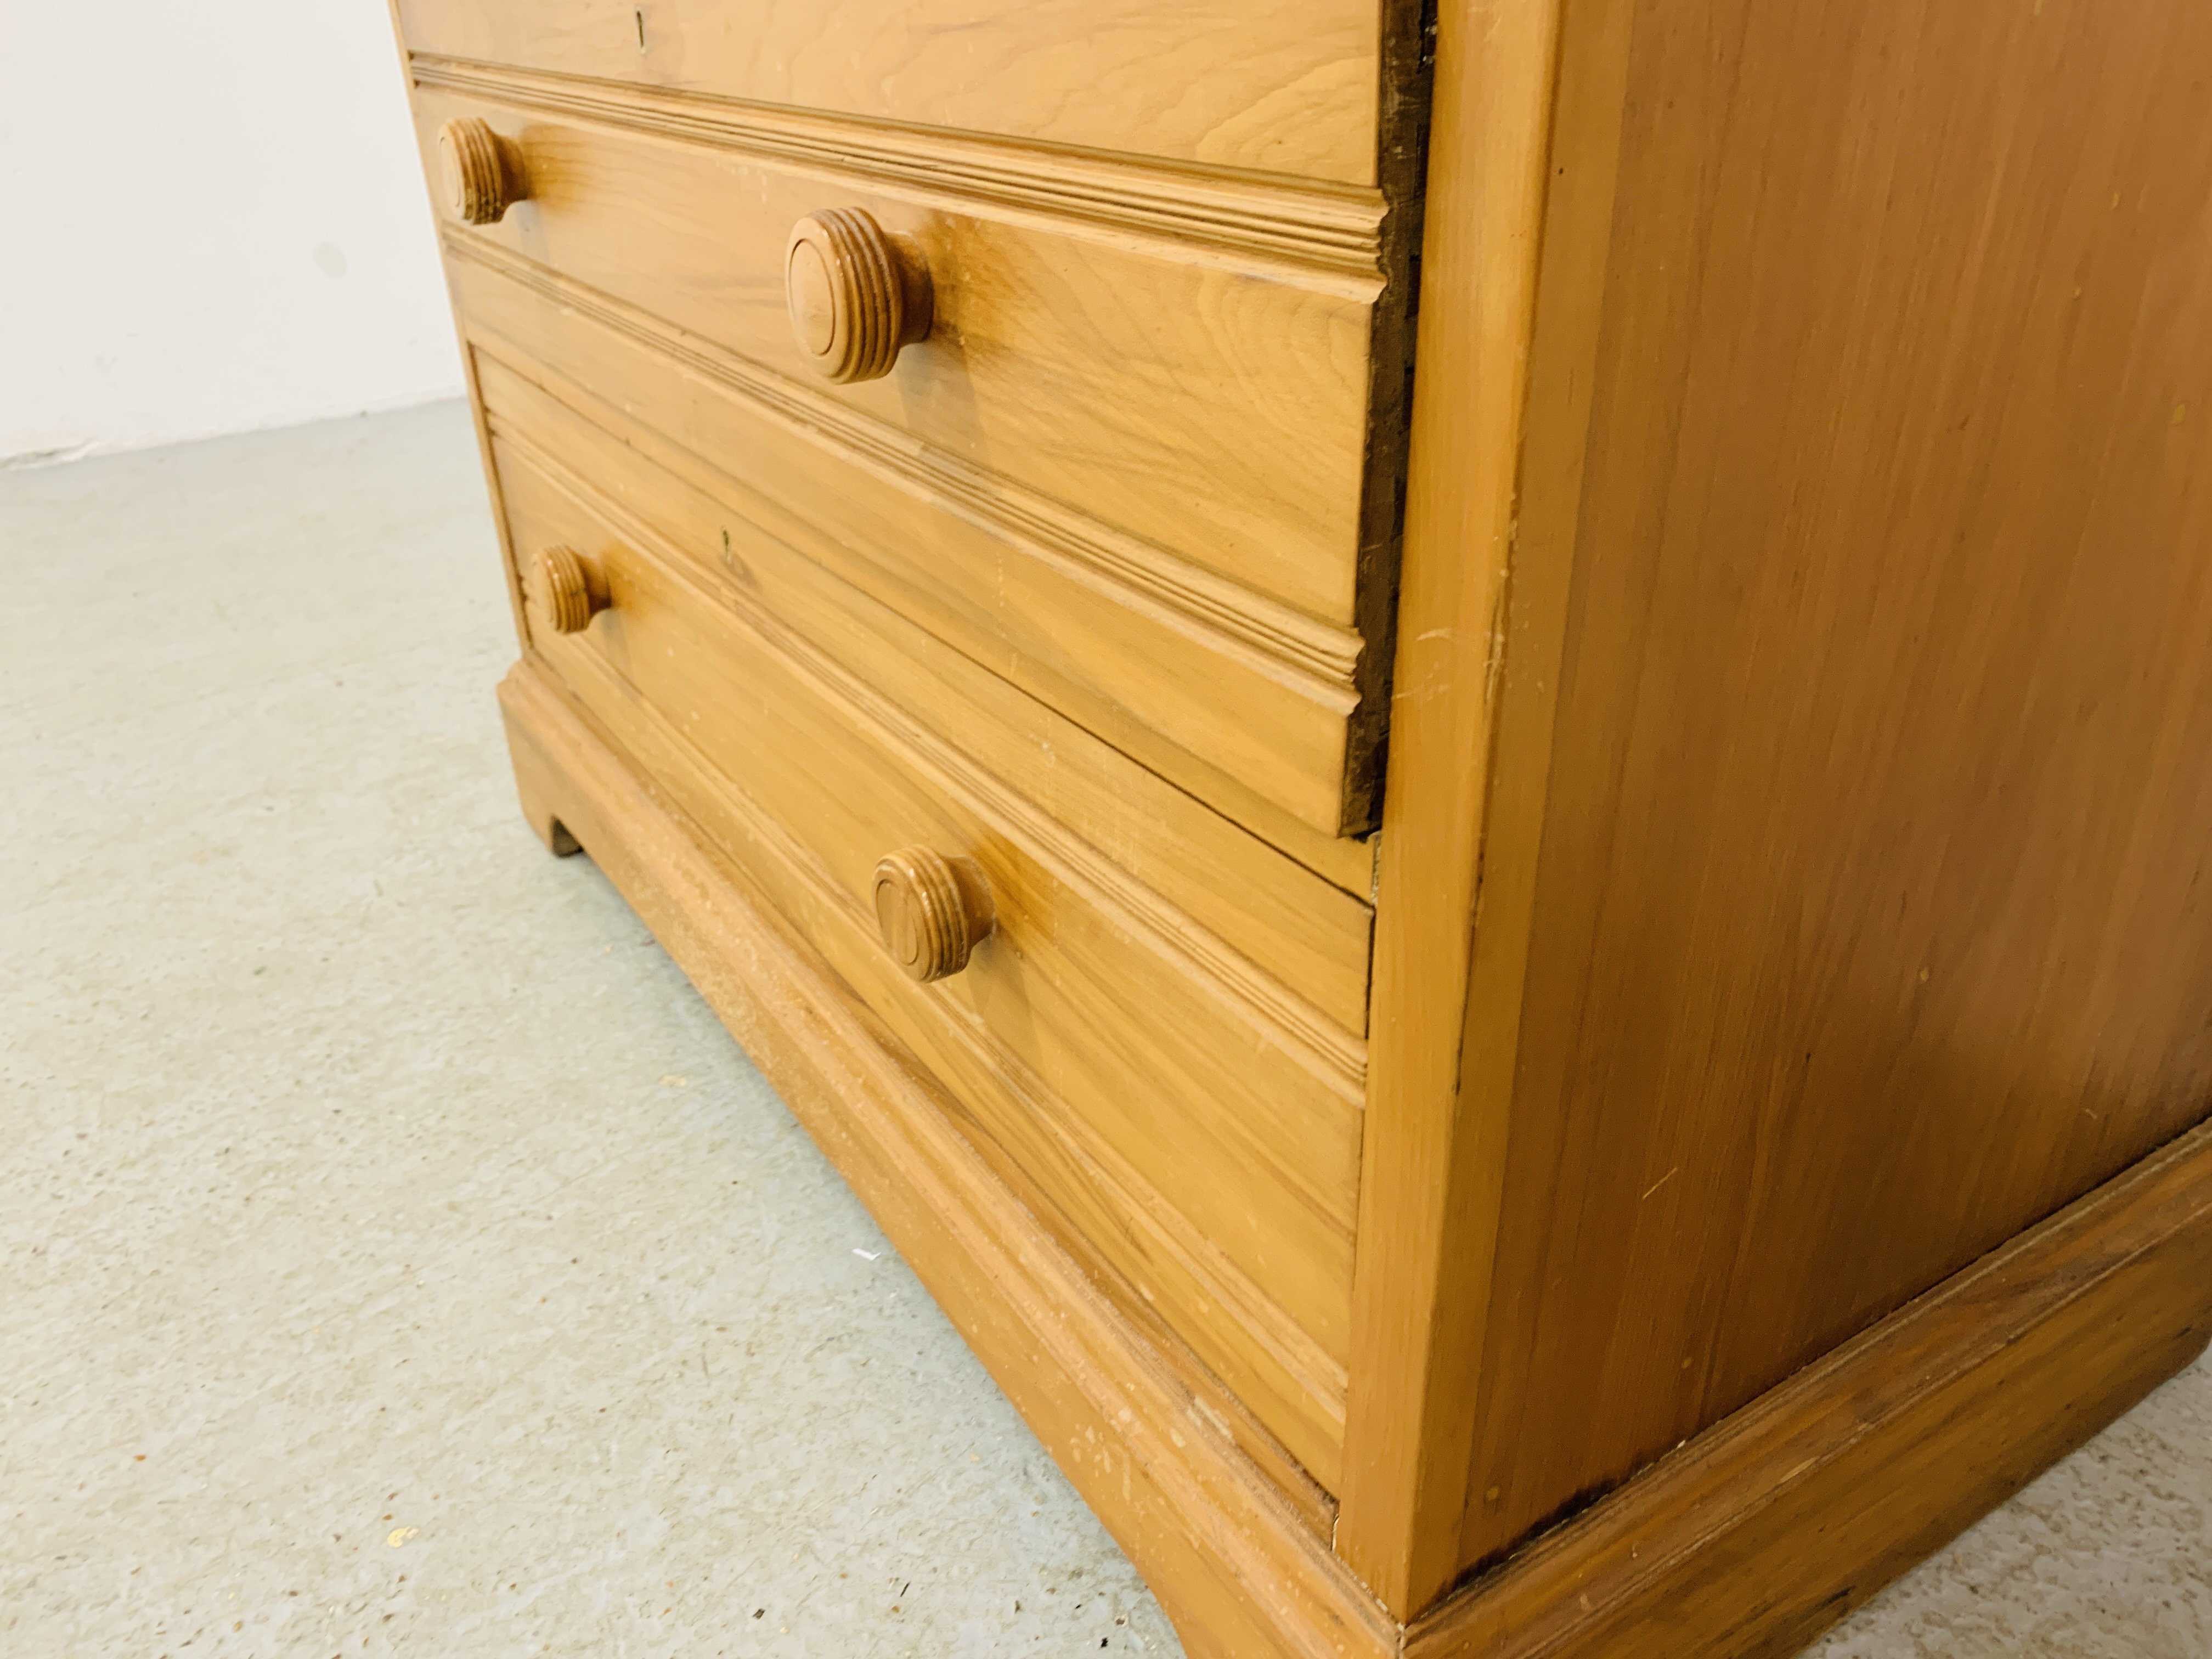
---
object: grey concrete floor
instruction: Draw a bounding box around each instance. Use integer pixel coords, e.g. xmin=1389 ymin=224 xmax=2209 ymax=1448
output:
xmin=2 ymin=403 xmax=2205 ymax=1658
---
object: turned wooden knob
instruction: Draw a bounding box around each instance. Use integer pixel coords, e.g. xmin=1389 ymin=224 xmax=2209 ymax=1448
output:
xmin=438 ymin=117 xmax=528 ymax=224
xmin=873 ymin=847 xmax=994 ymax=982
xmin=785 ymin=208 xmax=933 ymax=383
xmin=534 ymin=544 xmax=608 ymax=634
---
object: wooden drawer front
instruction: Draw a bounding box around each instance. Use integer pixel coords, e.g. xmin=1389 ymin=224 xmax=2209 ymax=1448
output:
xmin=482 ymin=368 xmax=1367 ymax=1484
xmin=413 ymin=83 xmax=1400 ymax=836
xmin=396 ymin=0 xmax=1415 ymax=189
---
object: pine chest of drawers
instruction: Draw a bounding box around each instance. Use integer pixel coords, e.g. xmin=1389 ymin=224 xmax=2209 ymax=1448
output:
xmin=389 ymin=3 xmax=2212 ymax=1654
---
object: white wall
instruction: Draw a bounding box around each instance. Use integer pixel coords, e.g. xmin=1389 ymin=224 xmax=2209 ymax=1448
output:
xmin=0 ymin=3 xmax=462 ymax=465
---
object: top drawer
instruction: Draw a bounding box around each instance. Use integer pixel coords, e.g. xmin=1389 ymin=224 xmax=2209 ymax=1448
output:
xmin=393 ymin=0 xmax=1424 ymax=188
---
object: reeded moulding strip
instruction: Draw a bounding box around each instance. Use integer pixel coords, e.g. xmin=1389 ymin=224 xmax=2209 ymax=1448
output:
xmin=413 ymin=53 xmax=1390 ymax=287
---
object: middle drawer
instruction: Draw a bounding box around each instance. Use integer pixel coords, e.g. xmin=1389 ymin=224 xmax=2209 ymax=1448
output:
xmin=479 ymin=356 xmax=1369 ymax=1486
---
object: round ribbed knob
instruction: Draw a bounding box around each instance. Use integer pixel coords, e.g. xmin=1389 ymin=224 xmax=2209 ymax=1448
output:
xmin=873 ymin=847 xmax=995 ymax=982
xmin=438 ymin=117 xmax=528 ymax=225
xmin=534 ymin=544 xmax=608 ymax=634
xmin=785 ymin=208 xmax=934 ymax=383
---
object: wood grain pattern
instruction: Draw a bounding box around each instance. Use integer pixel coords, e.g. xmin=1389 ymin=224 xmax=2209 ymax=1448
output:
xmin=415 ymin=86 xmax=1407 ymax=832
xmin=488 ymin=389 xmax=1365 ymax=1477
xmin=1444 ymin=0 xmax=2212 ymax=1581
xmin=452 ymin=281 xmax=1376 ymax=887
xmin=397 ymin=0 xmax=1406 ymax=188
xmin=1409 ymin=1118 xmax=2212 ymax=1659
xmin=494 ymin=659 xmax=1398 ymax=1658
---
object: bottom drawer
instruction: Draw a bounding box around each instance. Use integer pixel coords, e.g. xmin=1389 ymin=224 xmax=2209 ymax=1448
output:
xmin=477 ymin=368 xmax=1368 ymax=1487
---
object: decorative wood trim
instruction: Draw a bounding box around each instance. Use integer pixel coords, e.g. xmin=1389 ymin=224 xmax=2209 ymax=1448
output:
xmin=441 ymin=232 xmax=1367 ymax=697
xmin=501 ymin=652 xmax=2212 ymax=1659
xmin=491 ymin=411 xmax=1369 ymax=1097
xmin=496 ymin=658 xmax=1398 ymax=1659
xmin=1405 ymin=1116 xmax=2212 ymax=1658
xmin=410 ymin=54 xmax=1389 ymax=285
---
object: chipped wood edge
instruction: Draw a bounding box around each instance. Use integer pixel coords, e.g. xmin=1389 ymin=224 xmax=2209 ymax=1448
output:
xmin=1337 ymin=0 xmax=1440 ymax=837
xmin=495 ymin=658 xmax=1398 ymax=1659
